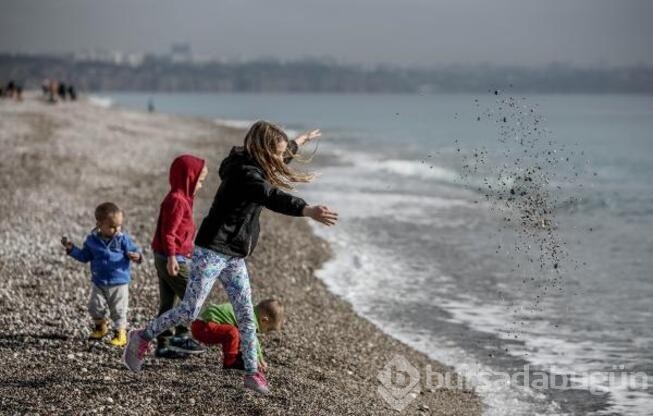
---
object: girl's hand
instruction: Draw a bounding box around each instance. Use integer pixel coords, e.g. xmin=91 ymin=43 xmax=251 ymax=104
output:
xmin=61 ymin=236 xmax=73 ymax=251
xmin=259 ymin=359 xmax=269 ymax=372
xmin=127 ymin=252 xmax=142 ymax=263
xmin=295 ymin=129 xmax=321 ymax=146
xmin=167 ymin=256 xmax=180 ymax=276
xmin=303 ymin=205 xmax=338 ymax=226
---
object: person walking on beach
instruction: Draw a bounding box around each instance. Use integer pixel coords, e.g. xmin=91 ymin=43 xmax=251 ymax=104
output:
xmin=123 ymin=121 xmax=337 ymax=395
xmin=190 ymin=298 xmax=284 ymax=371
xmin=150 ymin=155 xmax=208 ymax=359
xmin=62 ymin=202 xmax=143 ymax=346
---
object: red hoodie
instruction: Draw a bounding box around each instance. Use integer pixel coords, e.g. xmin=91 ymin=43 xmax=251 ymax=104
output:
xmin=151 ymin=154 xmax=205 ymax=258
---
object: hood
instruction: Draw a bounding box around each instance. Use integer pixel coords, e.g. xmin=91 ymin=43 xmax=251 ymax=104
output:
xmin=169 ymin=154 xmax=205 ymax=198
xmin=218 ymin=146 xmax=259 ymax=180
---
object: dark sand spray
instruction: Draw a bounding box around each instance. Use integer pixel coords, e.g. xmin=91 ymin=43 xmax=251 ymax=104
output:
xmin=456 ymin=90 xmax=590 ymax=351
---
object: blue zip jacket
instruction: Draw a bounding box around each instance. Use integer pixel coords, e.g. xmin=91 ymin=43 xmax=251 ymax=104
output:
xmin=67 ymin=229 xmax=142 ymax=286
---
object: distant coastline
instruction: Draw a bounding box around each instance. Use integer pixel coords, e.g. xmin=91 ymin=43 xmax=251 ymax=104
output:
xmin=1 ymin=53 xmax=652 ymax=94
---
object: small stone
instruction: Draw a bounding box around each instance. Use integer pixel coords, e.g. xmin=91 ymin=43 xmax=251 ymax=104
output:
xmin=66 ymin=353 xmax=75 ymax=360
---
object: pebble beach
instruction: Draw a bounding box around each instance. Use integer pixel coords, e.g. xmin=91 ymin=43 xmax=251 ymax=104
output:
xmin=0 ymin=94 xmax=482 ymax=416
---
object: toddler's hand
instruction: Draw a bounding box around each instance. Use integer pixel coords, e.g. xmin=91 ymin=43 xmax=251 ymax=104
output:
xmin=302 ymin=205 xmax=338 ymax=226
xmin=61 ymin=236 xmax=73 ymax=251
xmin=127 ymin=252 xmax=142 ymax=263
xmin=167 ymin=256 xmax=179 ymax=276
xmin=259 ymin=359 xmax=269 ymax=372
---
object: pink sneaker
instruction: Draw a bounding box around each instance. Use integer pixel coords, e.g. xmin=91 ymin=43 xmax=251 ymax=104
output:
xmin=244 ymin=371 xmax=270 ymax=395
xmin=122 ymin=329 xmax=150 ymax=372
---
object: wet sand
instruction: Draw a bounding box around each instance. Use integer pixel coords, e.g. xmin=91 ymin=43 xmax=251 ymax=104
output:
xmin=0 ymin=94 xmax=482 ymax=415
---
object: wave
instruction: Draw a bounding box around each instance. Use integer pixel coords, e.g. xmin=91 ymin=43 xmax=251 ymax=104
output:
xmin=213 ymin=118 xmax=254 ymax=130
xmin=87 ymin=95 xmax=113 ymax=108
xmin=308 ymin=224 xmax=561 ymax=415
xmin=321 ymin=148 xmax=520 ymax=196
xmin=377 ymin=159 xmax=460 ymax=183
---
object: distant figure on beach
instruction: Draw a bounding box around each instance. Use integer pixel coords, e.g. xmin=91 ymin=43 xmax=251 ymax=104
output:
xmin=67 ymin=85 xmax=77 ymax=101
xmin=42 ymin=80 xmax=59 ymax=103
xmin=123 ymin=121 xmax=337 ymax=395
xmin=41 ymin=80 xmax=77 ymax=102
xmin=190 ymin=299 xmax=283 ymax=371
xmin=147 ymin=98 xmax=155 ymax=113
xmin=61 ymin=202 xmax=143 ymax=347
xmin=5 ymin=80 xmax=15 ymax=97
xmin=57 ymin=82 xmax=67 ymax=101
xmin=41 ymin=79 xmax=50 ymax=96
xmin=2 ymin=80 xmax=22 ymax=101
xmin=150 ymin=155 xmax=208 ymax=359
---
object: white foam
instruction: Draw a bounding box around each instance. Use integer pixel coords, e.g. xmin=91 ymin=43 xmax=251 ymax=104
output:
xmin=213 ymin=118 xmax=254 ymax=130
xmin=87 ymin=95 xmax=113 ymax=108
xmin=310 ymin=235 xmax=562 ymax=416
xmin=304 ymin=156 xmax=649 ymax=414
xmin=426 ymin=296 xmax=653 ymax=415
xmin=377 ymin=159 xmax=460 ymax=183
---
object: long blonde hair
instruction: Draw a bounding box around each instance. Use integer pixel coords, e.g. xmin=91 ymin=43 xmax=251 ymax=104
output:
xmin=244 ymin=121 xmax=314 ymax=190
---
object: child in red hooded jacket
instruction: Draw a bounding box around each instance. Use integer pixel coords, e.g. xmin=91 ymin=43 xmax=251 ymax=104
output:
xmin=151 ymin=154 xmax=208 ymax=358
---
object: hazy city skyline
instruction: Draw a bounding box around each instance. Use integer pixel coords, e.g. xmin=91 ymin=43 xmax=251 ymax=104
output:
xmin=1 ymin=0 xmax=652 ymax=68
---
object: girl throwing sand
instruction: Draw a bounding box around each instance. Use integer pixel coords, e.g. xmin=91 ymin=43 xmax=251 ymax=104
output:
xmin=123 ymin=121 xmax=337 ymax=394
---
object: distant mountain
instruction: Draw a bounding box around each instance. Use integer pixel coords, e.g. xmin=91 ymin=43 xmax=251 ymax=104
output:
xmin=1 ymin=53 xmax=651 ymax=94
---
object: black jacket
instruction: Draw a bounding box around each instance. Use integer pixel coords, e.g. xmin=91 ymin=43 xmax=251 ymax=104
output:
xmin=195 ymin=141 xmax=307 ymax=257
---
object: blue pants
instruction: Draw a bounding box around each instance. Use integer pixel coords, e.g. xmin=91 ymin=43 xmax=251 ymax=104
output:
xmin=143 ymin=247 xmax=258 ymax=373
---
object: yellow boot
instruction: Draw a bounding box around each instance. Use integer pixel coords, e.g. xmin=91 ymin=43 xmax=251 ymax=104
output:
xmin=109 ymin=329 xmax=127 ymax=347
xmin=89 ymin=319 xmax=109 ymax=340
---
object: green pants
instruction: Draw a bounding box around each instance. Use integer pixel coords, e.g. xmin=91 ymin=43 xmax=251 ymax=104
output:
xmin=154 ymin=255 xmax=191 ymax=347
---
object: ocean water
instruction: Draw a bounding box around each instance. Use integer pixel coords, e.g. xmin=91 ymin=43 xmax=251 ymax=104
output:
xmin=101 ymin=92 xmax=653 ymax=415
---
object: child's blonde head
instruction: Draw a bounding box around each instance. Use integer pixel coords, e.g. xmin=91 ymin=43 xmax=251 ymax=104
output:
xmin=256 ymin=298 xmax=285 ymax=332
xmin=244 ymin=121 xmax=313 ymax=190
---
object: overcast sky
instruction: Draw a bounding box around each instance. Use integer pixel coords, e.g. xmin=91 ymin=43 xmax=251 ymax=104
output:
xmin=1 ymin=0 xmax=651 ymax=67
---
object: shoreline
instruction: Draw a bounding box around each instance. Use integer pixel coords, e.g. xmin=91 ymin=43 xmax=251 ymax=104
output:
xmin=0 ymin=94 xmax=482 ymax=415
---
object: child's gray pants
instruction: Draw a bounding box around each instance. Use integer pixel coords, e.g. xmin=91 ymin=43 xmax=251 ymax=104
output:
xmin=88 ymin=283 xmax=129 ymax=329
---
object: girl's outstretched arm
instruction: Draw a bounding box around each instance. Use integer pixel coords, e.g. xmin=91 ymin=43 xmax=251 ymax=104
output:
xmin=244 ymin=173 xmax=307 ymax=216
xmin=284 ymin=129 xmax=321 ymax=164
xmin=302 ymin=205 xmax=338 ymax=226
xmin=243 ymin=164 xmax=338 ymax=225
xmin=295 ymin=129 xmax=321 ymax=147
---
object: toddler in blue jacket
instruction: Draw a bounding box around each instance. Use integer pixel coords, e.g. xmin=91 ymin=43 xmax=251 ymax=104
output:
xmin=62 ymin=202 xmax=142 ymax=346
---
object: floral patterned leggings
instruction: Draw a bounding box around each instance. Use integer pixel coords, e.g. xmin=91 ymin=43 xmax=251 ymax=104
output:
xmin=142 ymin=247 xmax=258 ymax=374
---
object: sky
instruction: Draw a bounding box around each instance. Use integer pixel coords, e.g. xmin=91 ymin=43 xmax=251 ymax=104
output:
xmin=1 ymin=0 xmax=652 ymax=67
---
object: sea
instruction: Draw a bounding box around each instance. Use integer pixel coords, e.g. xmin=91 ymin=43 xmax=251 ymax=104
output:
xmin=99 ymin=92 xmax=653 ymax=416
